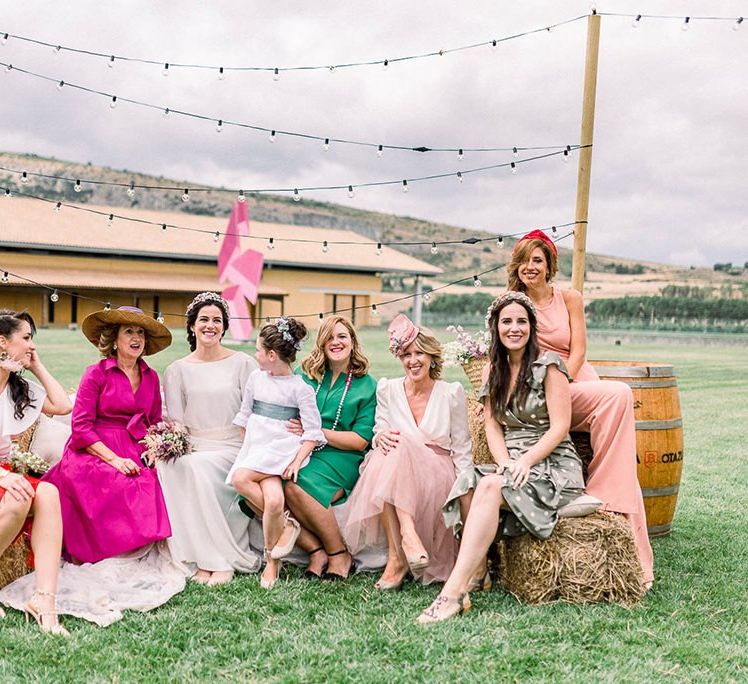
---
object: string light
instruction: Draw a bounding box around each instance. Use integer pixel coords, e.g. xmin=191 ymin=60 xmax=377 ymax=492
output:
xmin=50 ymin=289 xmax=59 ymax=302
xmin=74 ymin=179 xmax=82 ymax=192
xmin=1 ymin=272 xmax=8 ymax=284
xmin=456 ymin=171 xmax=463 ymax=183
xmin=157 ymin=312 xmax=165 ymax=323
xmin=563 ymin=145 xmax=570 ymax=163
xmin=104 ymin=302 xmax=111 ymax=311
xmin=496 ymin=236 xmax=504 ymax=248
xmin=218 ymin=67 xmax=225 ymax=80
xmin=402 ymin=180 xmax=409 ymax=193
xmin=458 ymin=149 xmax=464 ymax=161
xmin=682 ymin=17 xmax=690 ymax=31
xmin=181 ymin=189 xmax=190 ymax=203
xmin=273 ymin=67 xmax=279 ymax=81
xmin=383 ymin=59 xmax=389 ymax=70
xmin=376 ymin=242 xmax=382 ymax=255
xmin=162 ymin=62 xmax=169 ymax=76
xmin=473 ymin=275 xmax=482 ymax=288
xmin=371 ymin=304 xmax=379 ymax=316
xmin=513 ymin=147 xmax=519 ymax=158
xmin=57 ymin=79 xmax=64 ymax=90
xmin=1 ymin=34 xmax=7 ymax=46
xmin=734 ymin=17 xmax=744 ymax=31
xmin=161 ymin=223 xmax=167 ymax=231
xmin=551 ymin=226 xmax=558 ymax=236
xmin=20 ymin=171 xmax=28 ymax=184
xmin=109 ymin=95 xmax=117 ymax=109
xmin=237 ymin=190 xmax=246 ymax=203
xmin=3 ymin=64 xmax=12 ymax=73
xmin=216 ymin=119 xmax=223 ymax=133
xmin=318 ymin=313 xmax=324 ymax=321
xmin=632 ymin=14 xmax=642 ymax=28
xmin=4 ymin=188 xmax=10 ymax=198
xmin=377 ymin=145 xmax=384 ymax=158
xmin=107 ymin=213 xmax=114 ymax=227
xmin=127 ymin=182 xmax=135 ymax=198
xmin=423 ymin=291 xmax=431 ymax=302
xmin=267 ymin=237 xmax=275 ymax=250
xmin=269 ymin=130 xmax=276 ymax=143
xmin=162 ymin=107 xmax=170 ymax=117
xmin=431 ymin=242 xmax=438 ymax=255
xmin=323 ymin=138 xmax=330 ymax=151
xmin=347 ymin=185 xmax=355 ymax=198
xmin=293 ymin=188 xmax=301 ymax=202
xmin=491 ymin=39 xmax=498 ymax=50
xmin=108 ymin=55 xmax=115 ymax=68
xmin=322 ymin=240 xmax=329 ymax=253
xmin=511 ymin=162 xmax=517 ymax=174
xmin=213 ymin=231 xmax=220 ymax=242
xmin=53 ymin=201 xmax=61 ymax=212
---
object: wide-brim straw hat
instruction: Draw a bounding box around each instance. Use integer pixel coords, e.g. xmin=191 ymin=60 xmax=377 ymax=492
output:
xmin=81 ymin=306 xmax=172 ymax=356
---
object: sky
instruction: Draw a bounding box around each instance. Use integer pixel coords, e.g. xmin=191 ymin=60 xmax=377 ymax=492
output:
xmin=1 ymin=1 xmax=746 ymax=267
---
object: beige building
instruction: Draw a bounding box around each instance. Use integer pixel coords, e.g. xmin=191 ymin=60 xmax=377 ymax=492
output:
xmin=0 ymin=197 xmax=440 ymax=332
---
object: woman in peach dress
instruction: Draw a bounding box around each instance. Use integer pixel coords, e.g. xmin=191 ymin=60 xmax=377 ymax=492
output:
xmin=506 ymin=229 xmax=653 ymax=588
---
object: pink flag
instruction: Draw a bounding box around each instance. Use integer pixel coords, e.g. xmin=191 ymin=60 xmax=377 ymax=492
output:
xmin=221 ymin=284 xmax=253 ymax=340
xmin=217 ymin=201 xmax=250 ymax=282
xmin=224 ymin=248 xmax=264 ymax=305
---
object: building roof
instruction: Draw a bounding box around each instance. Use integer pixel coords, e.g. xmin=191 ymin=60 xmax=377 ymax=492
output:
xmin=0 ymin=197 xmax=441 ymax=276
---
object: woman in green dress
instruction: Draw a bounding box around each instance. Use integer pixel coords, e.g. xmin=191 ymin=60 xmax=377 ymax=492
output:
xmin=284 ymin=315 xmax=377 ymax=579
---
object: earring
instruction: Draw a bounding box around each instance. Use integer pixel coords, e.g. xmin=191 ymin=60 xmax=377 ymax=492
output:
xmin=430 ymin=361 xmax=436 ymax=369
xmin=0 ymin=351 xmax=8 ymax=361
xmin=113 ymin=344 xmax=118 ymax=351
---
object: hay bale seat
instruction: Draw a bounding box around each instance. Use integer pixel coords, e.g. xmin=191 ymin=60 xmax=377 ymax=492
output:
xmin=462 ymin=364 xmax=644 ymax=606
xmin=0 ymin=420 xmax=38 ymax=589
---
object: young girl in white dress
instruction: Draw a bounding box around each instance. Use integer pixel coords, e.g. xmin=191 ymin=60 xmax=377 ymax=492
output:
xmin=227 ymin=318 xmax=325 ymax=589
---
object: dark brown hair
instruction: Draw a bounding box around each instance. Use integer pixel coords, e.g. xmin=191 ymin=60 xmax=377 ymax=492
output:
xmin=0 ymin=309 xmax=37 ymax=420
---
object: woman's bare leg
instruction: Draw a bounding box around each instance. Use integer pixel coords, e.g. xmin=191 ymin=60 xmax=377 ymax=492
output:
xmin=28 ymin=483 xmax=63 ymax=625
xmin=377 ymin=503 xmax=408 ymax=586
xmin=0 ymin=496 xmax=31 ymax=554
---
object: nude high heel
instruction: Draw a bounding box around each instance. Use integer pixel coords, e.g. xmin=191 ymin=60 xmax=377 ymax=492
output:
xmin=260 ymin=549 xmax=281 ymax=590
xmin=24 ymin=590 xmax=70 ymax=637
xmin=417 ymin=593 xmax=471 ymax=625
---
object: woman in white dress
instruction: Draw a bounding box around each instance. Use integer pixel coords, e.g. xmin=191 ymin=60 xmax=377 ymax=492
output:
xmin=342 ymin=314 xmax=472 ymax=588
xmin=159 ymin=292 xmax=261 ymax=586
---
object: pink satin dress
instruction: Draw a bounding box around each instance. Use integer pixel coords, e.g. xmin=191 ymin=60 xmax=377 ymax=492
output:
xmin=43 ymin=357 xmax=171 ymax=564
xmin=535 ymin=288 xmax=654 ymax=584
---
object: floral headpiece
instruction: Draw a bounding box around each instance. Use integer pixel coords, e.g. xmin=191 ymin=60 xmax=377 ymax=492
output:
xmin=387 ymin=314 xmax=420 ymax=357
xmin=187 ymin=292 xmax=230 ymax=318
xmin=275 ymin=317 xmax=302 ymax=351
xmin=485 ymin=291 xmax=537 ymax=328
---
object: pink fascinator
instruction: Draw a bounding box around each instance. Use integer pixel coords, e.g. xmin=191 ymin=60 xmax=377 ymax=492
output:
xmin=387 ymin=314 xmax=419 ymax=357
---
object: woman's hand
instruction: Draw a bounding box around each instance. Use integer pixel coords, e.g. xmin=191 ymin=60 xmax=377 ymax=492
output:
xmin=282 ymin=459 xmax=303 ymax=482
xmin=377 ymin=430 xmax=400 ymax=454
xmin=0 ymin=471 xmax=35 ymax=501
xmin=109 ymin=457 xmax=141 ymax=477
xmin=286 ymin=418 xmax=304 ymax=437
xmin=26 ymin=347 xmax=43 ymax=374
xmin=506 ymin=457 xmax=532 ymax=490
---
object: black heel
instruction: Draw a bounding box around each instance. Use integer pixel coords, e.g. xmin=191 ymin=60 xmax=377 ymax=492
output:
xmin=321 ymin=549 xmax=358 ymax=581
xmin=303 ymin=546 xmax=327 ymax=580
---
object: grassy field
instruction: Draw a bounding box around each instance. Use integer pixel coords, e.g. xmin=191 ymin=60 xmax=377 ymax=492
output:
xmin=1 ymin=327 xmax=747 ymax=683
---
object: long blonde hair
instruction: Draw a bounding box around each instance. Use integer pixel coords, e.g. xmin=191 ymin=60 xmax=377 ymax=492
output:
xmin=301 ymin=315 xmax=370 ymax=382
xmin=506 ymin=238 xmax=558 ymax=292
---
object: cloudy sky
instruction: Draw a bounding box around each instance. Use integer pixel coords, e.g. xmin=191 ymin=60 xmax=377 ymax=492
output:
xmin=1 ymin=1 xmax=746 ymax=266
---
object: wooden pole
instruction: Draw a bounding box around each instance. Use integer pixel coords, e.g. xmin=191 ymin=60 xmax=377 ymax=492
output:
xmin=571 ymin=12 xmax=601 ymax=293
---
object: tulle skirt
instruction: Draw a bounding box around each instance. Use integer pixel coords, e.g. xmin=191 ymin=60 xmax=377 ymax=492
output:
xmin=342 ymin=434 xmax=458 ymax=584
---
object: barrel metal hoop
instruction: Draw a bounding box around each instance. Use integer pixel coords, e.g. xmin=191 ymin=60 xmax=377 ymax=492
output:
xmin=641 ymin=484 xmax=680 ymax=497
xmin=622 ymin=379 xmax=678 ymax=389
xmin=635 ymin=418 xmax=683 ymax=430
xmin=647 ymin=523 xmax=673 ymax=537
xmin=591 ymin=364 xmax=675 ymax=378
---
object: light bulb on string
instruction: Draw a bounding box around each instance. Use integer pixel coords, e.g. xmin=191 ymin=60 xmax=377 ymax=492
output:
xmin=376 ymin=242 xmax=382 ymax=255
xmin=107 ymin=213 xmax=114 ymax=227
xmin=108 ymin=55 xmax=115 ymax=68
xmin=682 ymin=17 xmax=690 ymax=31
xmin=181 ymin=189 xmax=190 ymax=203
xmin=318 ymin=313 xmax=324 ymax=321
xmin=563 ymin=146 xmax=570 ymax=163
xmin=473 ymin=275 xmax=482 ymax=288
xmin=238 ymin=190 xmax=246 ymax=203
xmin=216 ymin=119 xmax=223 ymax=133
xmin=1 ymin=272 xmax=8 ymax=284
xmin=213 ymin=231 xmax=220 ymax=242
xmin=423 ymin=291 xmax=431 ymax=302
xmin=496 ymin=236 xmax=504 ymax=248
xmin=632 ymin=14 xmax=642 ymax=28
xmin=53 ymin=201 xmax=61 ymax=212
xmin=218 ymin=67 xmax=225 ymax=80
xmin=293 ymin=188 xmax=301 ymax=202
xmin=4 ymin=64 xmax=12 ymax=73
xmin=109 ymin=96 xmax=117 ymax=109
xmin=4 ymin=188 xmax=11 ymax=198
xmin=162 ymin=62 xmax=170 ymax=76
xmin=1 ymin=33 xmax=8 ymax=45
xmin=161 ymin=223 xmax=167 ymax=231
xmin=269 ymin=130 xmax=276 ymax=143
xmin=127 ymin=182 xmax=135 ymax=198
xmin=458 ymin=149 xmax=464 ymax=161
xmin=734 ymin=17 xmax=744 ymax=31
xmin=430 ymin=242 xmax=438 ymax=255
xmin=53 ymin=45 xmax=61 ymax=55
xmin=347 ymin=185 xmax=355 ymax=199
xmin=328 ymin=65 xmax=336 ymax=73
xmin=510 ymin=162 xmax=517 ymax=175
xmin=157 ymin=312 xmax=165 ymax=324
xmin=74 ymin=179 xmax=82 ymax=192
xmin=383 ymin=59 xmax=389 ymax=70
xmin=402 ymin=180 xmax=409 ymax=193
xmin=162 ymin=107 xmax=170 ymax=117
xmin=512 ymin=146 xmax=519 ymax=158
xmin=491 ymin=39 xmax=498 ymax=51
xmin=322 ymin=240 xmax=329 ymax=253
xmin=273 ymin=67 xmax=279 ymax=81
xmin=104 ymin=302 xmax=111 ymax=311
xmin=50 ymin=289 xmax=59 ymax=303
xmin=551 ymin=226 xmax=558 ymax=236
xmin=20 ymin=171 xmax=28 ymax=184
xmin=456 ymin=171 xmax=463 ymax=184
xmin=57 ymin=80 xmax=64 ymax=90
xmin=371 ymin=304 xmax=379 ymax=317
xmin=377 ymin=145 xmax=383 ymax=158
xmin=323 ymin=138 xmax=330 ymax=151
xmin=268 ymin=237 xmax=275 ymax=250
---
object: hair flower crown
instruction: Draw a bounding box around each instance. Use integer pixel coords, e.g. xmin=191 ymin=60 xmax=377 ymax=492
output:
xmin=276 ymin=317 xmax=302 ymax=351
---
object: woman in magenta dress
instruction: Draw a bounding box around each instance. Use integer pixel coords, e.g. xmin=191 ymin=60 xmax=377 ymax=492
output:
xmin=506 ymin=230 xmax=653 ymax=588
xmin=43 ymin=306 xmax=173 ymax=564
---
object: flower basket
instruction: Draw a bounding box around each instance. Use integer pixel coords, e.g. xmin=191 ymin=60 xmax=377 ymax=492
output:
xmin=462 ymin=356 xmax=488 ymax=393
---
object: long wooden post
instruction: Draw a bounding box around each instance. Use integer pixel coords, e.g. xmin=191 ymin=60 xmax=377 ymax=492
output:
xmin=571 ymin=12 xmax=601 ymax=293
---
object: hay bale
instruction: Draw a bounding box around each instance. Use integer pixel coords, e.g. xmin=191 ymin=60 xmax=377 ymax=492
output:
xmin=498 ymin=512 xmax=645 ymax=606
xmin=468 ymin=396 xmax=493 ymax=465
xmin=570 ymin=431 xmax=593 ymax=482
xmin=0 ymin=535 xmax=31 ymax=589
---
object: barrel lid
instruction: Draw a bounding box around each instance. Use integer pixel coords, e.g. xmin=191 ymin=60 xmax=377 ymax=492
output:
xmin=590 ymin=361 xmax=675 ymax=378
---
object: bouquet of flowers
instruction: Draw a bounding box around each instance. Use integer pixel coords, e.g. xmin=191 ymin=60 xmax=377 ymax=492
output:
xmin=443 ymin=325 xmax=490 ymax=391
xmin=139 ymin=421 xmax=191 ymax=466
xmin=2 ymin=444 xmax=50 ymax=477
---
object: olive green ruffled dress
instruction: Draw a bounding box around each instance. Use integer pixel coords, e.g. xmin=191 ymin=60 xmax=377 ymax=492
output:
xmin=443 ymin=352 xmax=584 ymax=540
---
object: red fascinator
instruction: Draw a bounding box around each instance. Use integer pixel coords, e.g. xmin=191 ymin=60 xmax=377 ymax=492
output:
xmin=387 ymin=314 xmax=420 ymax=357
xmin=514 ymin=229 xmax=558 ymax=258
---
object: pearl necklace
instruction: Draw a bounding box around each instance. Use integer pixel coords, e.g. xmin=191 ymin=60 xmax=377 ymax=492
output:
xmin=314 ymin=368 xmax=353 ymax=451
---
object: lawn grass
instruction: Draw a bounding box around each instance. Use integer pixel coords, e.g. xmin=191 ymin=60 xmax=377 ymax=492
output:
xmin=1 ymin=328 xmax=746 ymax=683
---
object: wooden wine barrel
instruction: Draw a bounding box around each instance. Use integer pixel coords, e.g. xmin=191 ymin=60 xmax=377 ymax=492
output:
xmin=590 ymin=361 xmax=684 ymax=537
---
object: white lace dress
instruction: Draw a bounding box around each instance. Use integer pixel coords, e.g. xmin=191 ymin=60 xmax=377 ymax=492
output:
xmin=158 ymin=353 xmax=262 ymax=574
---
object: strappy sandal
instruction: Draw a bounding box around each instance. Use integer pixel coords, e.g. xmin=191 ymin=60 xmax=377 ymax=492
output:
xmin=260 ymin=549 xmax=281 ymax=590
xmin=467 ymin=569 xmax=493 ymax=593
xmin=24 ymin=590 xmax=70 ymax=636
xmin=303 ymin=547 xmax=327 ymax=579
xmin=321 ymin=549 xmax=357 ymax=581
xmin=417 ymin=593 xmax=471 ymax=625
